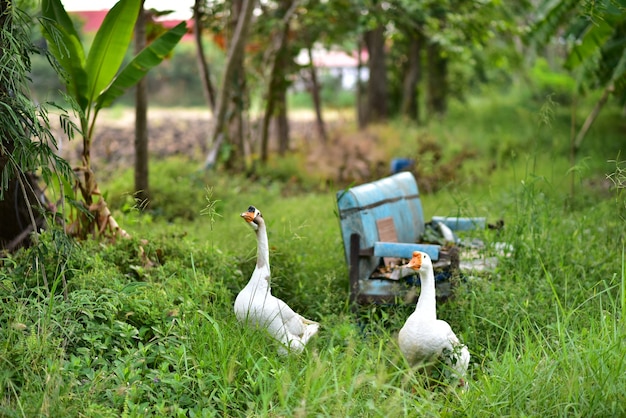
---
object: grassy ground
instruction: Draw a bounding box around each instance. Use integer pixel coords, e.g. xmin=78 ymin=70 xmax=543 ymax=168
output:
xmin=1 ymin=91 xmax=625 ymax=417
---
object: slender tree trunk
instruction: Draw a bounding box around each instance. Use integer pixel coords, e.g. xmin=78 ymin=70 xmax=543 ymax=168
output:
xmin=224 ymin=0 xmax=248 ymax=171
xmin=569 ymin=95 xmax=576 ymax=197
xmin=259 ymin=0 xmax=298 ymax=162
xmin=276 ymin=87 xmax=289 ymax=155
xmin=193 ymin=0 xmax=216 ymax=111
xmin=224 ymin=54 xmax=246 ymax=171
xmin=426 ymin=40 xmax=448 ymax=117
xmin=275 ymin=27 xmax=290 ymax=155
xmin=401 ymin=29 xmax=422 ymax=122
xmin=204 ymin=0 xmax=255 ymax=169
xmin=134 ymin=1 xmax=149 ymax=207
xmin=573 ymin=83 xmax=614 ymax=152
xmin=364 ymin=25 xmax=388 ymax=124
xmin=356 ymin=39 xmax=366 ymax=130
xmin=260 ymin=88 xmax=275 ymax=163
xmin=76 ymin=116 xmax=128 ymax=239
xmin=307 ymin=45 xmax=327 ymax=142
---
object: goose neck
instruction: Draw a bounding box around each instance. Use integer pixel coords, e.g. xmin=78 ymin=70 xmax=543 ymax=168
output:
xmin=415 ymin=267 xmax=437 ymax=319
xmin=255 ymin=222 xmax=270 ymax=270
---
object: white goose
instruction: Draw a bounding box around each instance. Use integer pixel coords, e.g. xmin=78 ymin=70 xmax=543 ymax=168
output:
xmin=234 ymin=205 xmax=319 ymax=354
xmin=398 ymin=251 xmax=470 ymax=388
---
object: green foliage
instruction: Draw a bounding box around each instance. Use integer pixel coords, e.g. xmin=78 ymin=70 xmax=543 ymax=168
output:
xmin=104 ymin=157 xmax=211 ymax=222
xmin=28 ymin=41 xmax=223 ymax=107
xmin=319 ymin=75 xmax=356 ymax=108
xmin=2 ymin=59 xmax=626 ymax=416
xmin=251 ymin=153 xmax=327 ymax=192
xmin=40 ymin=0 xmax=187 ymax=134
xmin=2 ymin=171 xmax=625 ymax=415
xmin=0 ymin=5 xmax=74 ymax=198
xmin=0 ymin=227 xmax=238 ymax=416
xmin=36 ymin=0 xmax=187 ymax=237
xmin=607 ymin=158 xmax=626 ymax=215
xmin=529 ymin=0 xmax=626 ymax=96
xmin=384 ymin=0 xmax=526 ymax=114
xmin=528 ymin=58 xmax=577 ymax=102
xmin=141 ymin=42 xmax=225 ymax=107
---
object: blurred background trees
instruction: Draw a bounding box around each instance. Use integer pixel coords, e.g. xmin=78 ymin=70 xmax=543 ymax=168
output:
xmin=3 ymin=0 xmax=624 ymax=248
xmin=27 ymin=0 xmax=625 ymax=124
xmin=19 ymin=0 xmax=626 ymax=169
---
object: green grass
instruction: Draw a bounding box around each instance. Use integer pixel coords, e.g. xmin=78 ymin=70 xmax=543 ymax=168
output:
xmin=1 ymin=91 xmax=625 ymax=416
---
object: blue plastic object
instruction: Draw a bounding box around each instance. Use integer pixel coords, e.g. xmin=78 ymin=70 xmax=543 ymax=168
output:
xmin=336 ymin=172 xmax=441 ymax=301
xmin=432 ymin=216 xmax=486 ymax=231
xmin=390 ymin=158 xmax=415 ymax=174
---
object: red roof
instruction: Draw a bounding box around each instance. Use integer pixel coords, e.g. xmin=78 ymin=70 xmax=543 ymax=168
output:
xmin=70 ymin=10 xmax=193 ymax=41
xmin=72 ymin=10 xmax=108 ymax=32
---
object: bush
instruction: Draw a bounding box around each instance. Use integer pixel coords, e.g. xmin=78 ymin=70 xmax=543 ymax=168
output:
xmin=528 ymin=57 xmax=576 ymax=104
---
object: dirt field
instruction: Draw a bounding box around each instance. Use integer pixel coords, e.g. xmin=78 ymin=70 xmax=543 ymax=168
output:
xmin=52 ymin=107 xmax=391 ymax=185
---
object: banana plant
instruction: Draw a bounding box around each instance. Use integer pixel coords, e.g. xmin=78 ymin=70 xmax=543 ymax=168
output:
xmin=529 ymin=0 xmax=626 ymax=151
xmin=40 ymin=0 xmax=186 ymax=238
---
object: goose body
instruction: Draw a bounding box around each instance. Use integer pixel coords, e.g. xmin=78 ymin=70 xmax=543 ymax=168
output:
xmin=398 ymin=251 xmax=469 ymax=388
xmin=235 ymin=206 xmax=319 ymax=354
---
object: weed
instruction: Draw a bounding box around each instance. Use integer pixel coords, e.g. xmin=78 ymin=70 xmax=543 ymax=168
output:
xmin=2 ymin=90 xmax=625 ymax=416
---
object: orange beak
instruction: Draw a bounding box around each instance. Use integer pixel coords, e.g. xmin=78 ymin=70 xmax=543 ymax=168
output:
xmin=241 ymin=211 xmax=255 ymax=223
xmin=406 ymin=251 xmax=422 ymax=270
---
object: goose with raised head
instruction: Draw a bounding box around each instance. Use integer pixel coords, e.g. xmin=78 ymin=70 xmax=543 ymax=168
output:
xmin=398 ymin=251 xmax=470 ymax=388
xmin=235 ymin=206 xmax=319 ymax=354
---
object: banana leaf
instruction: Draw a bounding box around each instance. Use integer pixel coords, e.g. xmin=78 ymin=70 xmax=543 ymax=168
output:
xmin=85 ymin=0 xmax=142 ymax=104
xmin=40 ymin=0 xmax=88 ymax=111
xmin=96 ymin=22 xmax=188 ymax=110
xmin=527 ymin=0 xmax=579 ymax=46
xmin=609 ymin=48 xmax=626 ymax=92
xmin=565 ymin=18 xmax=614 ymax=70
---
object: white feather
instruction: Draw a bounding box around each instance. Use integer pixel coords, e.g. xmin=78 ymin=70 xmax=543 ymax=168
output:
xmin=234 ymin=206 xmax=319 ymax=354
xmin=398 ymin=251 xmax=469 ymax=388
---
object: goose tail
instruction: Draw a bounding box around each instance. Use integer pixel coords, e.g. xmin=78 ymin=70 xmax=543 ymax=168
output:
xmin=301 ymin=321 xmax=320 ymax=345
xmin=450 ymin=344 xmax=470 ymax=390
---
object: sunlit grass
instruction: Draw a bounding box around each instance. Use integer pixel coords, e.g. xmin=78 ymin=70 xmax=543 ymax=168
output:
xmin=2 ymin=89 xmax=625 ymax=416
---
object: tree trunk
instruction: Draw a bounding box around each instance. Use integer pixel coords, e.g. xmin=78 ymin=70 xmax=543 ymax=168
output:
xmin=134 ymin=1 xmax=149 ymax=207
xmin=0 ymin=174 xmax=47 ymax=251
xmin=356 ymin=39 xmax=366 ymax=130
xmin=426 ymin=40 xmax=448 ymax=117
xmin=401 ymin=29 xmax=422 ymax=122
xmin=193 ymin=0 xmax=216 ymax=111
xmin=204 ymin=0 xmax=255 ymax=169
xmin=276 ymin=87 xmax=289 ymax=155
xmin=75 ymin=119 xmax=129 ymax=239
xmin=573 ymin=83 xmax=614 ymax=152
xmin=307 ymin=45 xmax=327 ymax=142
xmin=224 ymin=61 xmax=246 ymax=171
xmin=259 ymin=0 xmax=297 ymax=162
xmin=364 ymin=25 xmax=388 ymax=124
xmin=223 ymin=0 xmax=247 ymax=172
xmin=260 ymin=86 xmax=275 ymax=163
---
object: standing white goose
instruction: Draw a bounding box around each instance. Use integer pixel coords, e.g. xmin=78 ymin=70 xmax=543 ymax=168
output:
xmin=235 ymin=205 xmax=319 ymax=354
xmin=398 ymin=251 xmax=470 ymax=388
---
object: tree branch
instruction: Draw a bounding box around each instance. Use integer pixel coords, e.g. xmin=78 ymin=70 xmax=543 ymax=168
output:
xmin=573 ymin=83 xmax=614 ymax=152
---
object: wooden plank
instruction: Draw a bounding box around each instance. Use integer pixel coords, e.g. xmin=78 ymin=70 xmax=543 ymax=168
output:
xmin=376 ymin=217 xmax=399 ymax=268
